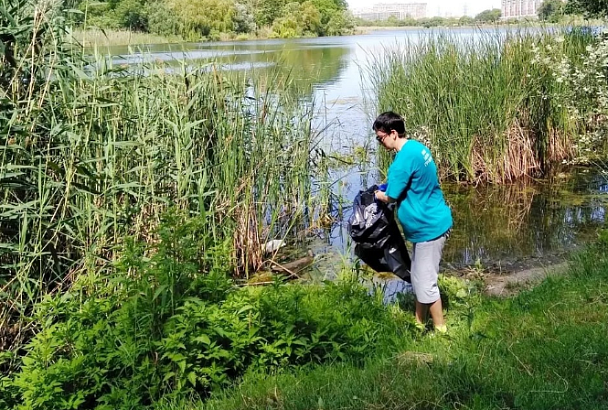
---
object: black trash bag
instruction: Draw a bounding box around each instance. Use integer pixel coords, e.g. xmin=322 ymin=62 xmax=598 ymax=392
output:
xmin=348 ymin=185 xmax=411 ymax=283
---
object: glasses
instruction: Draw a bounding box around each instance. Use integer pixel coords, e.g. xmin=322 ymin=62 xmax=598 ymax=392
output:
xmin=376 ymin=133 xmax=388 ymax=143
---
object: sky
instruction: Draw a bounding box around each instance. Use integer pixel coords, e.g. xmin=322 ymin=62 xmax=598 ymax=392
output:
xmin=347 ymin=0 xmax=502 ymax=17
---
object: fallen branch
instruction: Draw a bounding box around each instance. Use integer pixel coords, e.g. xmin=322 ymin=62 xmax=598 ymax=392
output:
xmin=268 ymin=256 xmax=314 ymax=278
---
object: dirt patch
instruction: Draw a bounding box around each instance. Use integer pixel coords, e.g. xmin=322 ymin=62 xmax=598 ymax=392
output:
xmin=483 ymin=262 xmax=570 ymax=297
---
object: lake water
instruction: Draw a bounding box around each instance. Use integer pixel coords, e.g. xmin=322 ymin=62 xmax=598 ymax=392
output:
xmin=104 ymin=28 xmax=608 ymax=277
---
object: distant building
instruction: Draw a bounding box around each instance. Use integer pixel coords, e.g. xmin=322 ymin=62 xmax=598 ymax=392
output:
xmin=501 ymin=0 xmax=552 ymax=19
xmin=353 ymin=3 xmax=427 ymax=20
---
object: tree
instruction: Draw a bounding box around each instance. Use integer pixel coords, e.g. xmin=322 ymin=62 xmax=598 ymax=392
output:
xmin=386 ymin=15 xmax=399 ymax=26
xmin=421 ymin=17 xmax=444 ymax=28
xmin=147 ymin=2 xmax=179 ymax=36
xmin=254 ymin=0 xmax=287 ymax=27
xmin=299 ymin=1 xmax=322 ymax=34
xmin=272 ymin=15 xmax=298 ymax=37
xmin=459 ymin=15 xmax=475 ymax=26
xmin=311 ymin=0 xmax=342 ymax=26
xmin=475 ymin=8 xmax=501 ymax=23
xmin=565 ymin=0 xmax=608 ymax=18
xmin=114 ymin=0 xmax=149 ymax=31
xmin=167 ymin=0 xmax=235 ymax=37
xmin=324 ymin=10 xmax=353 ymax=35
xmin=233 ymin=0 xmax=255 ymax=33
xmin=538 ymin=0 xmax=565 ymax=22
xmin=72 ymin=0 xmax=351 ymax=39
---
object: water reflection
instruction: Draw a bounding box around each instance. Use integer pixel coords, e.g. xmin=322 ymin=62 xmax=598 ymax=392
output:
xmin=102 ymin=38 xmax=352 ymax=97
xmin=442 ymin=168 xmax=607 ymax=269
xmin=96 ymin=29 xmax=608 ymax=274
xmin=371 ymin=276 xmax=413 ymax=305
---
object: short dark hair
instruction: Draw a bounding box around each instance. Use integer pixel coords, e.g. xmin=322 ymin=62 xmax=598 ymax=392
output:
xmin=372 ymin=112 xmax=406 ymax=136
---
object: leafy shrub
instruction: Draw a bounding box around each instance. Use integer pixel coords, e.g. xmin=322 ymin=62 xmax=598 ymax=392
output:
xmin=5 ymin=212 xmax=402 ymax=409
xmin=114 ymin=0 xmax=149 ymax=31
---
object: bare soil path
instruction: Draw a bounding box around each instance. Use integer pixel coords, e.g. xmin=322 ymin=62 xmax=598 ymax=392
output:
xmin=483 ymin=262 xmax=570 ymax=297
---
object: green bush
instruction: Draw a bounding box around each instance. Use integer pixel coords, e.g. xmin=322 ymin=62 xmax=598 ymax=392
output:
xmin=5 ymin=212 xmax=403 ymax=409
xmin=146 ymin=2 xmax=180 ymax=36
xmin=114 ymin=0 xmax=149 ymax=31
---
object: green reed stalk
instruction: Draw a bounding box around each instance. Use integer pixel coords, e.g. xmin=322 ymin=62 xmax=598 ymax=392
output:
xmin=1 ymin=0 xmax=323 ymax=350
xmin=367 ymin=29 xmax=593 ymax=183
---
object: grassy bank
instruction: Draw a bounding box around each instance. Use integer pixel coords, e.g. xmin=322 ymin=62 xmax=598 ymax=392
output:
xmin=68 ymin=27 xmax=280 ymax=47
xmin=369 ymin=29 xmax=603 ymax=183
xmin=69 ymin=28 xmax=184 ymax=46
xmin=171 ymin=232 xmax=608 ymax=410
xmin=0 ymin=214 xmax=406 ymax=408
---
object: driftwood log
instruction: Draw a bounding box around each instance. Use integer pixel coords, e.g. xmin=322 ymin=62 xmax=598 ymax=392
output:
xmin=269 ymin=256 xmax=314 ymax=277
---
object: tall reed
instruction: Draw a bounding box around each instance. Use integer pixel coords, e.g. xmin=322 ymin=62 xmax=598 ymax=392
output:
xmin=367 ymin=29 xmax=594 ymax=183
xmin=1 ymin=0 xmax=321 ymax=350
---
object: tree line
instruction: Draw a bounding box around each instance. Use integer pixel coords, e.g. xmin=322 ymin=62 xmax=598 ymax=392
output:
xmin=357 ymin=0 xmax=607 ymax=29
xmin=539 ymin=0 xmax=608 ymax=22
xmin=73 ymin=0 xmax=354 ymax=40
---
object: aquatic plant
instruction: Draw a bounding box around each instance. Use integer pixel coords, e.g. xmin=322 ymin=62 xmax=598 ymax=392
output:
xmin=368 ymin=29 xmax=595 ymax=183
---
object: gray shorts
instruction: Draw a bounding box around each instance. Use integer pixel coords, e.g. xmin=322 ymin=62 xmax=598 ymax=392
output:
xmin=411 ymin=233 xmax=447 ymax=304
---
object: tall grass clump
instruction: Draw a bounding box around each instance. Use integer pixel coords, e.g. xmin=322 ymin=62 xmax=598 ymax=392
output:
xmin=368 ymin=29 xmax=595 ymax=183
xmin=1 ymin=0 xmax=321 ymax=352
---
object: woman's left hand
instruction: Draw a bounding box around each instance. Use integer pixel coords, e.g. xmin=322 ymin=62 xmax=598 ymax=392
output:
xmin=375 ymin=190 xmax=388 ymax=203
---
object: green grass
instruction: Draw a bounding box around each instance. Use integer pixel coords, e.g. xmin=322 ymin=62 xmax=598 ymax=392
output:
xmin=164 ymin=234 xmax=608 ymax=410
xmin=368 ymin=29 xmax=596 ymax=183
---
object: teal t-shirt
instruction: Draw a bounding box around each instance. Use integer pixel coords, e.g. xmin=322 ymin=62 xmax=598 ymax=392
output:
xmin=385 ymin=140 xmax=452 ymax=243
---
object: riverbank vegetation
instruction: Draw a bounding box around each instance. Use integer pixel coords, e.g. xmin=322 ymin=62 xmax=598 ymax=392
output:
xmin=2 ymin=0 xmax=608 ymax=409
xmin=0 ymin=211 xmax=408 ymax=408
xmin=71 ymin=0 xmax=353 ymax=42
xmin=354 ymin=11 xmax=518 ymax=30
xmin=369 ymin=28 xmax=608 ymax=183
xmin=1 ymin=0 xmax=331 ymax=366
xmin=355 ymin=0 xmax=603 ymax=31
xmin=69 ymin=28 xmax=183 ymax=46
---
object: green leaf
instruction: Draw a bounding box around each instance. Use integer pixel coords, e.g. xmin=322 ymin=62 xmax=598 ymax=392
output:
xmin=153 ymin=285 xmax=168 ymax=301
xmin=237 ymin=304 xmax=254 ymax=314
xmin=178 ymin=360 xmax=186 ymax=373
xmin=187 ymin=371 xmax=197 ymax=387
xmin=21 ymin=356 xmax=35 ymax=366
xmin=194 ymin=334 xmax=211 ymax=345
